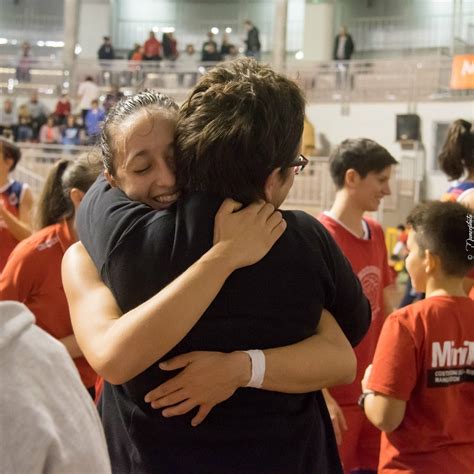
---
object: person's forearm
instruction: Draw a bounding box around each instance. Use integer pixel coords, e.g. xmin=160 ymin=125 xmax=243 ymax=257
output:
xmin=79 ymin=243 xmax=237 ymax=384
xmin=260 ymin=332 xmax=356 ymax=393
xmin=59 ymin=334 xmax=84 ymax=359
xmin=363 ymin=392 xmax=406 ymax=433
xmin=0 ymin=209 xmax=32 ymax=241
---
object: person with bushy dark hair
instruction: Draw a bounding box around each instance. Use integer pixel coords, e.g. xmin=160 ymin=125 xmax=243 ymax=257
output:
xmin=0 ymin=138 xmax=33 ymax=272
xmin=361 ymin=200 xmax=474 ymax=472
xmin=319 ymin=137 xmax=398 ymax=473
xmin=64 ymin=60 xmax=370 ymax=473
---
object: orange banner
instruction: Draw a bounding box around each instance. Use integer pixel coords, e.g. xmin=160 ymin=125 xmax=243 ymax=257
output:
xmin=450 ymin=54 xmax=474 ymax=90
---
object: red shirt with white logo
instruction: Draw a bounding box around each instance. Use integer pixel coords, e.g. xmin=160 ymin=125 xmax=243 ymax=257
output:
xmin=319 ymin=213 xmax=393 ymax=405
xmin=368 ymin=296 xmax=474 ymax=473
xmin=0 ymin=219 xmax=96 ymax=388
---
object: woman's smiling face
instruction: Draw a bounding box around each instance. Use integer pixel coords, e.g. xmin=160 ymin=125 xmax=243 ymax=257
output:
xmin=107 ymin=109 xmax=179 ymax=210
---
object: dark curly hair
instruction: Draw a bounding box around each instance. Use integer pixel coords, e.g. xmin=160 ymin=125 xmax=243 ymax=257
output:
xmin=175 ymin=58 xmax=305 ymax=204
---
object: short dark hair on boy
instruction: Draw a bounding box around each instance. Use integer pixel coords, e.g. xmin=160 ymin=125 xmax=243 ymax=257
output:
xmin=175 ymin=58 xmax=305 ymax=204
xmin=407 ymin=201 xmax=474 ymax=277
xmin=329 ymin=138 xmax=398 ymax=189
xmin=0 ymin=137 xmax=21 ymax=172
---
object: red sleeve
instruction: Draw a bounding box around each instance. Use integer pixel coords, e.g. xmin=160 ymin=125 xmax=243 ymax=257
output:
xmin=367 ymin=312 xmax=418 ymax=401
xmin=0 ymin=244 xmax=36 ymax=303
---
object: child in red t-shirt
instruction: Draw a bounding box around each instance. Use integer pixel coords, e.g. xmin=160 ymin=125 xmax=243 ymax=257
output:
xmin=319 ymin=138 xmax=397 ymax=473
xmin=361 ymin=201 xmax=474 ymax=473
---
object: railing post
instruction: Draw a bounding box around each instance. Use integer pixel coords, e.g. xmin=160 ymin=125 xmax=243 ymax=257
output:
xmin=63 ymin=0 xmax=80 ymax=95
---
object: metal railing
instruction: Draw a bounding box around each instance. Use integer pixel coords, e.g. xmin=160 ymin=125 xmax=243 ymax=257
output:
xmin=348 ymin=13 xmax=474 ymax=54
xmin=0 ymin=55 xmax=471 ymax=105
xmin=12 ymin=143 xmax=92 ymax=198
xmin=13 ymin=147 xmax=419 ymax=229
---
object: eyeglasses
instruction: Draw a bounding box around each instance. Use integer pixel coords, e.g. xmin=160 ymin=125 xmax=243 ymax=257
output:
xmin=288 ymin=154 xmax=309 ymax=175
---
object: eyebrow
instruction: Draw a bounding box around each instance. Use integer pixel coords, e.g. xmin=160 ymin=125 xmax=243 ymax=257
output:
xmin=125 ymin=151 xmax=150 ymax=167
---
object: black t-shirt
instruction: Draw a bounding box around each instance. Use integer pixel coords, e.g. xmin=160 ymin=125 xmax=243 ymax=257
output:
xmin=78 ymin=176 xmax=370 ymax=474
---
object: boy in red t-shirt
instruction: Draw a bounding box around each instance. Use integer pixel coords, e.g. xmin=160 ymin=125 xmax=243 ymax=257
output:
xmin=0 ymin=138 xmax=33 ymax=273
xmin=319 ymin=138 xmax=398 ymax=472
xmin=361 ymin=201 xmax=474 ymax=473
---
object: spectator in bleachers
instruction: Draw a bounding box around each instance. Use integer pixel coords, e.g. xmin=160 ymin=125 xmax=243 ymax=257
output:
xmin=319 ymin=138 xmax=397 ymax=472
xmin=0 ymin=154 xmax=103 ymax=397
xmin=162 ymin=32 xmax=178 ymax=61
xmin=84 ymin=99 xmax=105 ymax=144
xmin=143 ymin=31 xmax=161 ymax=60
xmin=39 ymin=115 xmax=61 ymax=144
xmin=220 ymin=32 xmax=235 ymax=59
xmin=201 ymin=32 xmax=221 ymax=61
xmin=0 ymin=99 xmax=18 ymax=141
xmin=61 ymin=115 xmax=83 ymax=146
xmin=178 ymin=44 xmax=198 ymax=86
xmin=16 ymin=104 xmax=34 ymax=142
xmin=77 ymin=76 xmax=100 ymax=124
xmin=24 ymin=91 xmax=49 ymax=140
xmin=103 ymin=84 xmax=124 ymax=115
xmin=333 ymin=26 xmax=355 ymax=90
xmin=128 ymin=43 xmax=141 ymax=60
xmin=98 ymin=36 xmax=115 ymax=60
xmin=54 ymin=93 xmax=72 ymax=126
xmin=0 ymin=301 xmax=111 ymax=474
xmin=0 ymin=138 xmax=33 ymax=273
xmin=334 ymin=26 xmax=355 ymax=62
xmin=244 ymin=20 xmax=261 ymax=59
xmin=16 ymin=41 xmax=31 ymax=82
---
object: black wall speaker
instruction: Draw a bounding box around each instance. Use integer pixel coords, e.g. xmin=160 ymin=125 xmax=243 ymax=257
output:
xmin=396 ymin=114 xmax=421 ymax=141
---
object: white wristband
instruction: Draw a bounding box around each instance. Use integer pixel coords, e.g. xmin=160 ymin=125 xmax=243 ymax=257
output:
xmin=241 ymin=349 xmax=266 ymax=388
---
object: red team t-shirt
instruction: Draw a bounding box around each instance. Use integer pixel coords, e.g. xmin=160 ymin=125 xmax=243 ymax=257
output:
xmin=320 ymin=213 xmax=393 ymax=471
xmin=0 ymin=219 xmax=96 ymax=388
xmin=368 ymin=296 xmax=474 ymax=473
xmin=319 ymin=213 xmax=393 ymax=405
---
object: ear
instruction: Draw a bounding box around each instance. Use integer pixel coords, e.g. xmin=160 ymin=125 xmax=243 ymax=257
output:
xmin=264 ymin=168 xmax=282 ymax=202
xmin=104 ymin=169 xmax=118 ymax=188
xmin=69 ymin=188 xmax=85 ymax=210
xmin=424 ymin=249 xmax=439 ymax=274
xmin=344 ymin=168 xmax=360 ymax=189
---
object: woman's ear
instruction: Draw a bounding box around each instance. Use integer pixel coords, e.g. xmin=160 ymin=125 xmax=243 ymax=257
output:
xmin=104 ymin=169 xmax=118 ymax=188
xmin=69 ymin=188 xmax=85 ymax=210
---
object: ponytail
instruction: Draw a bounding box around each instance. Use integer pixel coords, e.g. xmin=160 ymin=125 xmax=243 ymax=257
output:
xmin=36 ymin=159 xmax=72 ymax=229
xmin=438 ymin=119 xmax=474 ymax=180
xmin=35 ymin=152 xmax=102 ymax=229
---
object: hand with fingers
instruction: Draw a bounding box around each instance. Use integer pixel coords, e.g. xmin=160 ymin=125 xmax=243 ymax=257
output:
xmin=323 ymin=389 xmax=348 ymax=446
xmin=213 ymin=198 xmax=287 ymax=270
xmin=144 ymin=351 xmax=250 ymax=427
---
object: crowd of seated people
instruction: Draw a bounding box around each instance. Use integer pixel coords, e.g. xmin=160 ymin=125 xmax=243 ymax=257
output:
xmin=0 ymin=88 xmax=113 ymax=146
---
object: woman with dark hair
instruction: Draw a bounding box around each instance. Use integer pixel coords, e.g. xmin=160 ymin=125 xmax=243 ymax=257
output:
xmin=439 ymin=119 xmax=474 ymax=298
xmin=439 ymin=119 xmax=474 ymax=207
xmin=0 ymin=153 xmax=102 ymax=395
